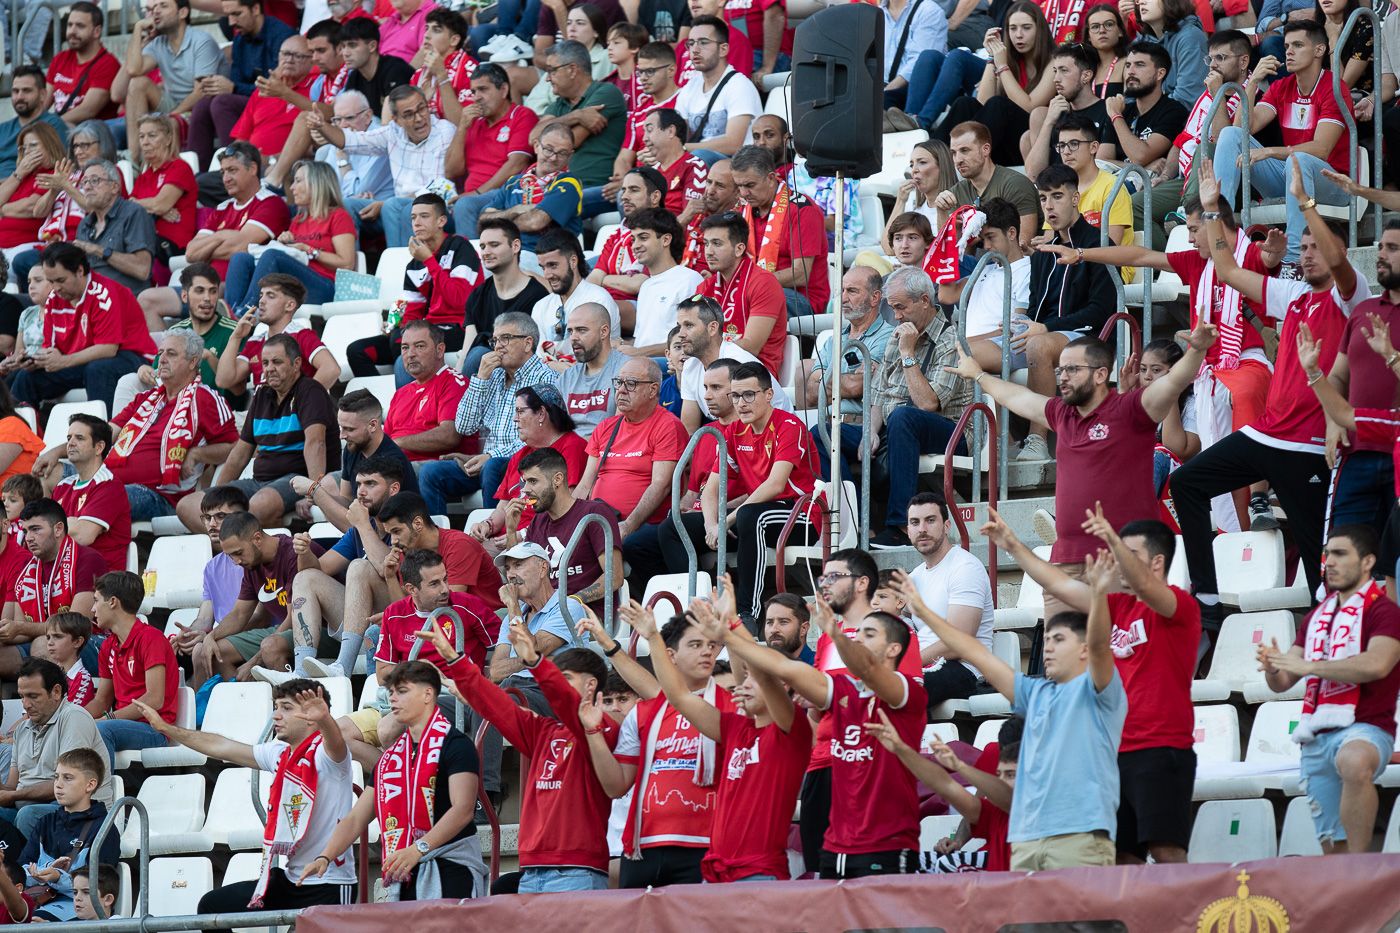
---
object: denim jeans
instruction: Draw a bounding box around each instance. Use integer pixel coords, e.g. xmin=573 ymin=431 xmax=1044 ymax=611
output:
xmin=904 ymin=49 xmax=987 ymax=128
xmin=0 ymin=802 xmax=59 ymax=839
xmin=226 ymin=249 xmax=336 ymax=311
xmin=96 ymin=719 xmax=168 ymax=764
xmin=517 ymin=867 xmax=609 ymax=893
xmin=468 ymin=0 xmax=541 ymax=52
xmin=452 ymin=192 xmax=498 ymax=240
xmin=126 ymin=483 xmax=178 ymax=521
xmin=811 ymin=422 xmax=865 ymax=483
xmin=784 ymin=287 xmax=817 ymax=317
xmin=382 ymin=195 xmax=415 ymax=248
xmin=344 ymin=196 xmax=384 ymax=241
xmin=418 ymin=459 xmax=479 ymax=515
xmin=1212 ymin=127 xmax=1350 ymax=261
xmin=883 ymin=407 xmax=966 ymax=529
xmin=10 ymin=350 xmax=146 ymax=414
xmin=1328 ymin=450 xmax=1393 ymax=535
xmin=1153 ymin=448 xmax=1172 ymax=497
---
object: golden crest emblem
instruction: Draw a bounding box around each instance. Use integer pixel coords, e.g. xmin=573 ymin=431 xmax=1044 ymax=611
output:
xmin=382 ymin=816 xmax=403 ymax=855
xmin=1196 ymin=871 xmax=1289 ymax=933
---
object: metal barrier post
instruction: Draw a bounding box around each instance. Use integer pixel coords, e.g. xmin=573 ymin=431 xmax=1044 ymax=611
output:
xmin=1098 ymin=312 xmax=1143 ymax=363
xmin=668 ymin=426 xmax=728 ymax=601
xmin=409 ymin=605 xmax=468 ymax=731
xmin=89 ymin=796 xmax=150 ymax=922
xmin=1099 ymin=165 xmax=1155 ymax=342
xmin=943 ymin=402 xmax=999 ymax=603
xmin=955 ymin=250 xmax=1012 ymax=496
xmin=1334 ymin=6 xmax=1382 ymax=247
xmin=1200 ymin=81 xmax=1251 ymax=231
xmin=556 ymin=511 xmax=617 ymax=638
xmin=812 ymin=337 xmax=873 ymax=548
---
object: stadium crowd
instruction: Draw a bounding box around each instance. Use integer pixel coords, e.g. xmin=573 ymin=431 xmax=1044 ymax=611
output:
xmin=0 ymin=0 xmax=1393 ymax=919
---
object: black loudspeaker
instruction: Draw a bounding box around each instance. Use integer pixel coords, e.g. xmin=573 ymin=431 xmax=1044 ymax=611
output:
xmin=790 ymin=4 xmax=884 ymax=178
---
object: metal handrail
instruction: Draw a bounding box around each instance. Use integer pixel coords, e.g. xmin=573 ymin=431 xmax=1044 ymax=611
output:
xmin=556 ymin=512 xmax=616 ymax=638
xmin=472 ymin=714 xmax=503 ymax=883
xmin=812 ymin=336 xmax=873 ymax=548
xmin=634 ymin=591 xmax=685 ymax=655
xmin=943 ymin=402 xmax=999 ymax=604
xmin=668 ymin=426 xmax=728 ymax=601
xmin=1333 ymin=6 xmax=1383 ymax=247
xmin=1200 ymin=82 xmax=1250 ymax=229
xmin=409 ymin=605 xmax=468 ymax=731
xmin=89 ymin=796 xmax=149 ymax=922
xmin=1099 ymin=164 xmax=1155 ymax=343
xmin=1098 ymin=312 xmax=1143 ymax=360
xmin=958 ymin=250 xmax=1013 ymax=497
xmin=772 ymin=489 xmax=827 ymax=594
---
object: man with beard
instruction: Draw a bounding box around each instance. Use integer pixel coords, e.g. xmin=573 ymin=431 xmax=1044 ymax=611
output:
xmin=586 ymin=167 xmax=666 ymax=331
xmin=951 ymin=302 xmax=1214 ymax=611
xmin=383 ymin=320 xmax=470 ymax=467
xmin=293 ymin=390 xmax=419 ymax=532
xmin=47 ymin=2 xmax=121 ymax=126
xmin=1022 ymin=43 xmax=1117 ymax=179
xmin=641 ymin=109 xmax=707 ymax=223
xmin=763 ymin=592 xmax=812 ymax=662
xmin=556 ymin=304 xmax=626 ymax=438
xmin=1172 ymin=158 xmax=1372 ymax=626
xmin=695 ymin=211 xmax=787 ymax=375
xmin=1102 ymin=43 xmax=1186 ymax=184
xmin=461 ymin=218 xmax=549 ymax=377
xmin=529 ymin=228 xmax=621 ymax=358
xmin=904 ymin=492 xmax=995 ymax=712
xmin=681 ymin=158 xmax=738 ymax=274
xmin=1135 ymin=30 xmax=1251 ymax=249
xmin=674 ymin=295 xmax=792 ymax=433
xmin=122 ymin=0 xmax=229 ymax=148
xmin=936 ymin=122 xmax=1040 ymax=251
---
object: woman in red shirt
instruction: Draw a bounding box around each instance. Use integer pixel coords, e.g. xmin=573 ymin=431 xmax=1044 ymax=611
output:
xmin=225 ymin=160 xmax=357 ymax=310
xmin=0 ymin=122 xmax=64 ymax=260
xmin=130 ymin=114 xmax=198 ymax=265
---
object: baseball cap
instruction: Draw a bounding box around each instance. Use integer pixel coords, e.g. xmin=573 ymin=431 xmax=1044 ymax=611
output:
xmin=494 ymin=540 xmax=550 ymax=570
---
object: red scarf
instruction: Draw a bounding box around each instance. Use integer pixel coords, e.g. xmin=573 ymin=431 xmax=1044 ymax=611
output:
xmin=706 ymin=255 xmax=756 ymax=343
xmin=17 ymin=536 xmax=78 ymax=623
xmin=742 ymin=181 xmax=792 ymax=273
xmin=375 ymin=706 xmax=450 ymax=872
xmin=924 ymin=205 xmax=980 ymax=284
xmin=319 ymin=64 xmax=350 ymax=104
xmin=597 ymin=225 xmax=640 ymax=276
xmin=1043 ymin=0 xmax=1087 ymax=42
xmin=518 ymin=166 xmax=561 ymax=206
xmin=250 ymin=732 xmax=324 ymax=907
xmin=683 ymin=213 xmax=710 ymax=272
xmin=415 ymin=50 xmax=478 ymax=115
xmin=108 ymin=380 xmax=201 ymax=487
xmin=1294 ymin=580 xmax=1383 ymax=743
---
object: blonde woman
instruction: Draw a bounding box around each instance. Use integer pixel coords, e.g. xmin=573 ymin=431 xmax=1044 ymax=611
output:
xmin=224 ymin=160 xmax=357 ymax=308
xmin=0 ymin=122 xmax=65 ymax=260
xmin=130 ymin=113 xmax=199 ymax=262
xmin=881 ymin=139 xmax=953 ymax=253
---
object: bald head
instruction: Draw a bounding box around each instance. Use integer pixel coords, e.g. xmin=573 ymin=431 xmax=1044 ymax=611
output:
xmin=702 ymin=159 xmax=737 ymax=214
xmin=565 ymin=302 xmax=612 ymax=364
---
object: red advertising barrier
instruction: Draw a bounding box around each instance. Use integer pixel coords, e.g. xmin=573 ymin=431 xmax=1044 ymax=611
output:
xmin=298 ymin=854 xmax=1400 ymax=933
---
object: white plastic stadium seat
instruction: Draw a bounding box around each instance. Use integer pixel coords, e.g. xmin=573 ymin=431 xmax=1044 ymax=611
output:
xmin=1194 ymin=700 xmax=1303 ymax=800
xmin=921 ymin=722 xmax=959 ymax=751
xmin=322 ymin=313 xmax=385 ymax=382
xmin=991 ymin=545 xmax=1052 ymax=631
xmin=316 ymin=247 xmax=413 ymax=318
xmin=1238 ymin=558 xmax=1311 ymax=613
xmin=858 ymin=129 xmax=930 ymax=199
xmin=777 ymin=334 xmax=801 ymax=394
xmin=919 ymin=814 xmax=965 ymax=853
xmin=641 ymin=572 xmax=712 ymax=630
xmin=965 ymin=633 xmax=1022 ymax=717
xmin=323 ymin=676 xmax=355 ymax=718
xmin=203 ymin=769 xmax=275 ymax=850
xmin=115 ymin=686 xmax=197 ymax=769
xmin=147 ymin=857 xmax=214 ymax=917
xmin=144 ymin=534 xmax=213 ymax=610
xmin=1213 ymin=531 xmax=1287 ymax=605
xmin=1188 ymin=799 xmax=1278 ymax=863
xmin=344 ymin=374 xmax=397 ymax=413
xmin=1167 ymin=535 xmax=1190 ymax=590
xmin=973 ymin=718 xmax=1009 ymax=749
xmin=1278 ymin=796 xmax=1323 ymax=857
xmin=1191 ymin=611 xmax=1297 ymax=702
xmin=142 ymin=682 xmax=272 ymax=769
xmin=42 ymin=400 xmax=107 ymax=449
xmin=161 ymin=608 xmax=199 ymax=641
xmin=121 ymin=774 xmax=210 ymax=857
xmin=1385 ymin=798 xmax=1400 ymax=853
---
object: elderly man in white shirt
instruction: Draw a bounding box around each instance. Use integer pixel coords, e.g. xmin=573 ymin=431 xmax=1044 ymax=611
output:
xmin=314 ymin=90 xmax=395 ymax=237
xmin=307 ymin=83 xmax=461 ymax=248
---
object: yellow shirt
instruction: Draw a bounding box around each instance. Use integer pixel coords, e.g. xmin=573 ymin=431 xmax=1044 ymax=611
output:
xmin=1046 ymin=169 xmax=1137 ymax=283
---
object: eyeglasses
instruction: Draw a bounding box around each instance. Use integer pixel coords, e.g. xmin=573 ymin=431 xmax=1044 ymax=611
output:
xmin=395 ymin=105 xmax=430 ymax=121
xmin=200 ymin=510 xmax=237 ymax=525
xmin=1053 ymin=364 xmax=1102 ymax=377
xmin=612 ymin=377 xmax=657 ymax=391
xmin=1086 ymin=20 xmax=1117 ymax=32
xmin=685 ymin=37 xmax=719 ymax=49
xmin=491 ymin=333 xmax=532 ymax=347
xmin=545 ymin=62 xmax=576 ymax=75
xmin=331 ymin=108 xmax=371 ymax=126
xmin=79 ymin=176 xmax=114 ymax=189
xmin=538 ymin=143 xmax=573 ymax=159
xmin=817 ymin=571 xmax=853 ymax=585
xmin=71 ymin=138 xmax=99 ymax=149
xmin=727 ymin=390 xmax=766 ymax=404
xmin=634 ymin=64 xmax=671 ymax=77
xmin=1053 ymin=139 xmax=1090 ymax=153
xmin=279 ymin=50 xmax=312 ymax=60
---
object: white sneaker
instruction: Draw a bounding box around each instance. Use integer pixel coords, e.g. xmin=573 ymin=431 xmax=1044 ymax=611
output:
xmin=1016 ymin=434 xmax=1051 ymax=462
xmin=302 ymin=659 xmax=346 ymax=679
xmin=1032 ymin=508 xmax=1057 ymax=546
xmin=250 ymin=666 xmax=297 ymax=685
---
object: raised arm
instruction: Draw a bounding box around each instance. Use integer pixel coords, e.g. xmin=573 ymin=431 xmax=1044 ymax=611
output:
xmin=897 ymin=570 xmax=1014 ymax=700
xmin=981 ymin=508 xmax=1090 ymax=611
xmin=1081 ymin=501 xmax=1178 ymax=617
xmin=1289 ymin=156 xmax=1355 ymax=300
xmin=131 ymin=699 xmax=259 ymax=768
xmin=624 ymin=601 xmax=721 ymax=740
xmin=1297 ymin=321 xmax=1357 ymax=431
xmin=865 ymin=710 xmax=983 ymax=824
xmin=808 ymin=596 xmax=909 ymax=707
xmin=944 ymin=341 xmax=1052 ymax=429
xmin=1197 ymin=158 xmax=1266 ymax=305
xmin=1140 ymin=320 xmax=1217 ymax=423
xmin=1036 ymin=241 xmax=1175 ymax=274
xmin=1083 ymin=550 xmax=1119 ymax=691
xmin=576 ymin=605 xmax=659 ymax=700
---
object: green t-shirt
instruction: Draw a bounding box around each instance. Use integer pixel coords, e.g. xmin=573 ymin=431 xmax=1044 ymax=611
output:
xmin=545 ymin=81 xmax=627 ymax=188
xmin=168 ymin=310 xmax=241 ymax=396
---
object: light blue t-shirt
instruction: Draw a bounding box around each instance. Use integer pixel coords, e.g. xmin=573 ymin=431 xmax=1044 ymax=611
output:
xmin=496 ymin=592 xmax=587 ymax=681
xmin=1008 ymin=669 xmax=1127 ymax=843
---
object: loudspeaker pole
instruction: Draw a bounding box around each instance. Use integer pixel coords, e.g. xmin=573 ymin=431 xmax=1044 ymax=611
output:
xmin=828 ymin=171 xmax=844 ymax=552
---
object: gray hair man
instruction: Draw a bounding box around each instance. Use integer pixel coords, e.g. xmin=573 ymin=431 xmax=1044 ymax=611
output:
xmin=72 ymin=159 xmax=158 ymax=295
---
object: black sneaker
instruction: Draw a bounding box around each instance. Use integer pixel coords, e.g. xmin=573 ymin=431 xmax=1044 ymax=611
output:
xmin=1249 ymin=494 xmax=1280 ymax=531
xmin=870 ymin=527 xmax=911 ymax=549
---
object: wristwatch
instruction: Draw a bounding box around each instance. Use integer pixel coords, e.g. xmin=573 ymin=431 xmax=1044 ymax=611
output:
xmin=101 ymin=246 xmax=113 ymax=260
xmin=901 ymin=356 xmax=917 ymax=369
xmin=415 ymin=839 xmax=431 ymax=855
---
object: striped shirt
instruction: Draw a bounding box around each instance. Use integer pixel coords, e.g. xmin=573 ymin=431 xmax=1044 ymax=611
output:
xmin=454 ymin=355 xmax=558 ymax=458
xmin=242 ymin=375 xmax=341 ymax=481
xmin=341 ymin=116 xmax=458 ymax=198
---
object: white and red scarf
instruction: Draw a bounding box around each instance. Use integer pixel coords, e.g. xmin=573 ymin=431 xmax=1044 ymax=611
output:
xmin=415 ymin=50 xmax=477 ymax=115
xmin=683 ymin=213 xmax=709 ymax=271
xmin=517 ymin=166 xmax=562 ymax=206
xmin=317 ymin=64 xmax=351 ymax=104
xmin=375 ymin=706 xmax=450 ymax=872
xmin=37 ymin=168 xmax=84 ymax=242
xmin=109 ymin=380 xmax=201 ymax=487
xmin=1176 ymin=91 xmax=1239 ymax=180
xmin=597 ymin=225 xmax=641 ymax=277
xmin=742 ymin=181 xmax=793 ymax=273
xmin=923 ymin=205 xmax=983 ymax=284
xmin=1042 ymin=0 xmax=1086 ymax=42
xmin=1293 ymin=579 xmax=1384 ymax=744
xmin=709 ymin=255 xmax=756 ymax=342
xmin=1196 ymin=229 xmax=1251 ymax=372
xmin=250 ymin=732 xmax=324 ymax=907
xmin=17 ymin=536 xmax=78 ymax=623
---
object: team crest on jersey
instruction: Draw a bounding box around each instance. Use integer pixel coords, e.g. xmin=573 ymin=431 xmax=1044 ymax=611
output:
xmin=497 ymin=125 xmax=511 ymax=143
xmin=1088 ymin=423 xmax=1109 ymax=441
xmin=1110 ymin=618 xmax=1147 ymax=658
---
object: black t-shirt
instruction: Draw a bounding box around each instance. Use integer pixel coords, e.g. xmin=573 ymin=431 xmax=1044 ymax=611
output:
xmin=0 ymin=293 xmax=23 ymax=339
xmin=342 ymin=432 xmax=419 ymax=495
xmin=242 ymin=375 xmax=342 ymax=480
xmin=434 ymin=727 xmax=480 ymax=842
xmin=1125 ymin=95 xmax=1189 ymax=148
xmin=347 ymin=54 xmax=414 ymax=116
xmin=638 ymin=0 xmax=690 ymax=42
xmin=464 ymin=277 xmax=550 ymax=349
